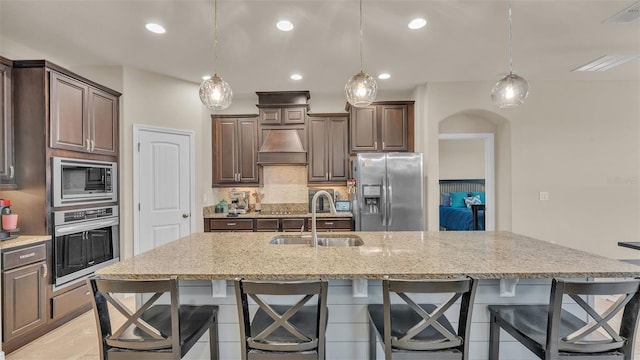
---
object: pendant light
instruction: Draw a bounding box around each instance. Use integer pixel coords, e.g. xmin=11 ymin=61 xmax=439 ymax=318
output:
xmin=199 ymin=0 xmax=233 ymax=110
xmin=491 ymin=0 xmax=528 ymax=108
xmin=345 ymin=0 xmax=377 ymax=107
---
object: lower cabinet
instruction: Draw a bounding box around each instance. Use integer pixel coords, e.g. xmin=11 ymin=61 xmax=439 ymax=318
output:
xmin=205 ymin=218 xmax=254 ymax=232
xmin=2 ymin=241 xmax=93 ymax=354
xmin=307 ymin=217 xmax=353 ymax=231
xmin=205 ymin=217 xmax=354 ymax=232
xmin=2 ymin=245 xmax=48 ymax=343
xmin=2 ymin=243 xmax=48 ymax=349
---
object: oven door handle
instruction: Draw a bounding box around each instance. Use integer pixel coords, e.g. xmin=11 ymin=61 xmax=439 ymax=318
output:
xmin=55 ymin=218 xmax=119 ymax=235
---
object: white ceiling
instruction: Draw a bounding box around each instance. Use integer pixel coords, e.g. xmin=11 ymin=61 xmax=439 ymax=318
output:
xmin=1 ymin=0 xmax=639 ymax=97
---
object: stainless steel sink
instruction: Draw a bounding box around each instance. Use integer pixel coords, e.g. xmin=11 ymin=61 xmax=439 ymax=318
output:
xmin=269 ymin=234 xmax=363 ymax=247
xmin=317 ymin=236 xmax=364 ymax=247
xmin=269 ymin=235 xmax=312 ymax=245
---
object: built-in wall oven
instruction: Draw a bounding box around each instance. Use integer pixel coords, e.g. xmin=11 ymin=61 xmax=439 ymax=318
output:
xmin=52 ymin=206 xmax=119 ymax=289
xmin=52 ymin=157 xmax=118 ymax=208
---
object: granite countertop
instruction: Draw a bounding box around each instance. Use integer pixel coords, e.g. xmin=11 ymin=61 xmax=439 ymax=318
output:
xmin=97 ymin=231 xmax=640 ymax=281
xmin=1 ymin=235 xmax=52 ymax=251
xmin=204 ymin=212 xmax=353 ymax=219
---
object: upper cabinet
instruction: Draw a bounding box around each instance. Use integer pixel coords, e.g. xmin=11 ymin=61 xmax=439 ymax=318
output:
xmin=212 ymin=114 xmax=259 ymax=186
xmin=13 ymin=60 xmax=121 ymax=162
xmin=0 ymin=58 xmax=15 ymax=188
xmin=348 ymin=101 xmax=414 ymax=153
xmin=308 ymin=113 xmax=349 ymax=184
xmin=258 ymin=105 xmax=306 ymax=125
xmin=50 ymin=71 xmax=119 ymax=156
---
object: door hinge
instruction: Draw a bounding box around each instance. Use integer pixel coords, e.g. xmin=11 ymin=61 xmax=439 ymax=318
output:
xmin=138 ymin=203 xmax=141 ymax=211
xmin=137 ymin=142 xmax=141 ymax=152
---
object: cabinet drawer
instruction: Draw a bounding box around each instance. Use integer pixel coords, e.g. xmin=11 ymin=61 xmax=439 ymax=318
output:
xmin=255 ymin=219 xmax=279 ymax=232
xmin=309 ymin=218 xmax=353 ymax=230
xmin=51 ymin=283 xmax=91 ymax=320
xmin=208 ymin=219 xmax=254 ymax=231
xmin=3 ymin=243 xmax=47 ymax=270
xmin=282 ymin=218 xmax=306 ymax=232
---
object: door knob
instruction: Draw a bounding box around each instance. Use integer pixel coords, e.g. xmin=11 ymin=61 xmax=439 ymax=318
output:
xmin=182 ymin=213 xmax=190 ymax=218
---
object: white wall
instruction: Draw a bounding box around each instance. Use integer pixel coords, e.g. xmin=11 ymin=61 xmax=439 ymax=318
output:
xmin=439 ymin=139 xmax=485 ymax=180
xmin=420 ymin=80 xmax=640 ymax=260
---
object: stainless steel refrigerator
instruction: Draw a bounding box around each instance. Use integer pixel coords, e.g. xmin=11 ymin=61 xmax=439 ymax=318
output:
xmin=352 ymin=153 xmax=424 ymax=231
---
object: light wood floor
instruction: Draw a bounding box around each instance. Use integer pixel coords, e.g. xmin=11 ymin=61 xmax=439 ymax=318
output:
xmin=5 ymin=297 xmax=135 ymax=360
xmin=4 ymin=297 xmax=640 ymax=359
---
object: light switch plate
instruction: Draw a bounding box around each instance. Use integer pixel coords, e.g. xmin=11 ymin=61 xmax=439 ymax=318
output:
xmin=539 ymin=191 xmax=549 ymax=201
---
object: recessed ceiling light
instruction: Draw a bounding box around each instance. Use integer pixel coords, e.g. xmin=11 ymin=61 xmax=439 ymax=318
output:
xmin=145 ymin=23 xmax=166 ymax=34
xmin=202 ymin=75 xmax=211 ymax=80
xmin=290 ymin=74 xmax=303 ymax=81
xmin=378 ymin=73 xmax=391 ymax=80
xmin=408 ymin=18 xmax=427 ymax=30
xmin=276 ymin=20 xmax=294 ymax=32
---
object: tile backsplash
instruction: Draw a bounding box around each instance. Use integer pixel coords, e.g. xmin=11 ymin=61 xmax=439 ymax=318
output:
xmin=210 ymin=166 xmax=347 ymax=206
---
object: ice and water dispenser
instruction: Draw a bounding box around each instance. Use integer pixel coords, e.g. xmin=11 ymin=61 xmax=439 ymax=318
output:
xmin=362 ymin=185 xmax=381 ymax=214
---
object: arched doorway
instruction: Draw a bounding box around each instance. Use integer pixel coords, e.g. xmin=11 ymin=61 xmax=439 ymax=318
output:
xmin=438 ymin=110 xmax=511 ymax=231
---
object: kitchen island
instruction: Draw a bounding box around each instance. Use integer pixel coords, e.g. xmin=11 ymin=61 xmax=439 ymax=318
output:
xmin=97 ymin=231 xmax=640 ymax=360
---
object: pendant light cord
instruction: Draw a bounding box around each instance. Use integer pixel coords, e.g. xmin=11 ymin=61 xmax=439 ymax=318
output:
xmin=359 ymin=0 xmax=364 ymax=72
xmin=508 ymin=0 xmax=513 ymax=74
xmin=213 ymin=0 xmax=218 ymax=75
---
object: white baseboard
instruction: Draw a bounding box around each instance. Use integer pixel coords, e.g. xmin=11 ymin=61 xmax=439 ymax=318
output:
xmin=0 ymin=350 xmax=5 ymax=360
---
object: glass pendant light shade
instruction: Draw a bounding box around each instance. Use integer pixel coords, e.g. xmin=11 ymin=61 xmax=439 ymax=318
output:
xmin=492 ymin=0 xmax=528 ymax=108
xmin=199 ymin=74 xmax=233 ymax=110
xmin=345 ymin=71 xmax=378 ymax=107
xmin=491 ymin=72 xmax=529 ymax=108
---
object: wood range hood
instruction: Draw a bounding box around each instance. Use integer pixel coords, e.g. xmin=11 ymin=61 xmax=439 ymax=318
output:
xmin=257 ymin=129 xmax=307 ymax=165
xmin=256 ymin=90 xmax=310 ymax=166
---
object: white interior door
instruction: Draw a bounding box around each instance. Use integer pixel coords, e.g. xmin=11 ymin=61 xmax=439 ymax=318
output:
xmin=134 ymin=125 xmax=194 ymax=255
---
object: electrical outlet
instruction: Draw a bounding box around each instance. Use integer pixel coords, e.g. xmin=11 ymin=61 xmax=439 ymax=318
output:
xmin=539 ymin=191 xmax=549 ymax=201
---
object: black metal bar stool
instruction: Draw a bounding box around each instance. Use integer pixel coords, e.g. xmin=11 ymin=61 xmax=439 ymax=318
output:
xmin=488 ymin=278 xmax=640 ymax=359
xmin=87 ymin=275 xmax=219 ymax=360
xmin=234 ymin=278 xmax=329 ymax=360
xmin=367 ymin=276 xmax=478 ymax=359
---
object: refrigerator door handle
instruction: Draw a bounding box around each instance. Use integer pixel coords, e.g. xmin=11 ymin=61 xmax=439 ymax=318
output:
xmin=387 ymin=174 xmax=392 ymax=228
xmin=381 ymin=176 xmax=387 ymax=227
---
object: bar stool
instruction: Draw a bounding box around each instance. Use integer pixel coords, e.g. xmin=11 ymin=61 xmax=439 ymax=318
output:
xmin=488 ymin=278 xmax=640 ymax=359
xmin=87 ymin=275 xmax=219 ymax=360
xmin=367 ymin=276 xmax=478 ymax=359
xmin=234 ymin=278 xmax=329 ymax=360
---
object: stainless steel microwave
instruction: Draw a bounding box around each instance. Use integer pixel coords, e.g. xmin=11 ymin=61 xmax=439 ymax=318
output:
xmin=52 ymin=157 xmax=117 ymax=208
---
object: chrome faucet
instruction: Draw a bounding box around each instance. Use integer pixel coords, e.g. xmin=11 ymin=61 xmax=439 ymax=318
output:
xmin=311 ymin=190 xmax=337 ymax=247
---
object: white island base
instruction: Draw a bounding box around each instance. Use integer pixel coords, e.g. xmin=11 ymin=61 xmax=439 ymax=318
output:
xmin=176 ymin=278 xmax=579 ymax=360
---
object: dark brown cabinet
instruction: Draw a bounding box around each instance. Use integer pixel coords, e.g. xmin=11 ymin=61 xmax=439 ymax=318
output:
xmin=308 ymin=113 xmax=349 ymax=184
xmin=2 ymin=243 xmax=48 ymax=344
xmin=204 ymin=216 xmax=353 ymax=232
xmin=348 ymin=101 xmax=414 ymax=153
xmin=205 ymin=218 xmax=254 ymax=232
xmin=50 ymin=71 xmax=118 ymax=156
xmin=259 ymin=106 xmax=306 ymax=125
xmin=306 ymin=217 xmax=353 ymax=231
xmin=212 ymin=114 xmax=259 ymax=186
xmin=0 ymin=58 xmax=15 ymax=188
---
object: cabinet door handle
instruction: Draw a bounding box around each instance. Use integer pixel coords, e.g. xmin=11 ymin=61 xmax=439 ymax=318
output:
xmin=324 ymin=222 xmax=334 ymax=225
xmin=86 ymin=139 xmax=91 ymax=151
xmin=382 ymin=141 xmax=385 ymax=149
xmin=227 ymin=223 xmax=236 ymax=226
xmin=374 ymin=141 xmax=378 ymax=149
xmin=182 ymin=213 xmax=190 ymax=218
xmin=91 ymin=140 xmax=95 ymax=152
xmin=9 ymin=165 xmax=14 ymax=179
xmin=41 ymin=263 xmax=48 ymax=278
